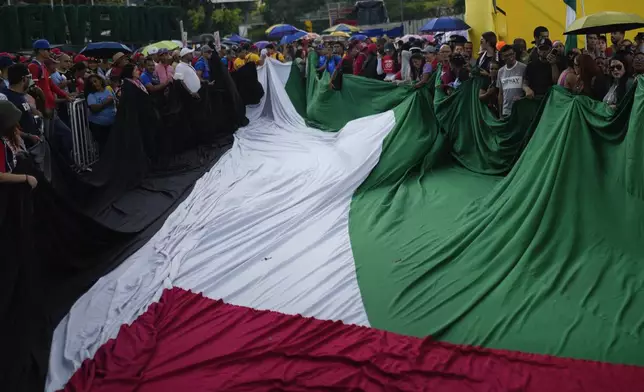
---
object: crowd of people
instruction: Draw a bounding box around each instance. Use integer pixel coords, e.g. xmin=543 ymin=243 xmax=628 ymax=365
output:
xmin=0 ymin=39 xmax=241 ymax=190
xmin=290 ymin=28 xmax=644 ymax=119
xmin=1 ymin=28 xmax=643 ymax=190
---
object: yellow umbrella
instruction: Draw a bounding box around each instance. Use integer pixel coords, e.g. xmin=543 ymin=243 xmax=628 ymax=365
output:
xmin=330 ymin=31 xmax=351 ymax=38
xmin=564 ymin=11 xmax=644 ymax=35
xmin=323 ymin=24 xmax=360 ymax=34
xmin=142 ymin=41 xmax=181 ymax=56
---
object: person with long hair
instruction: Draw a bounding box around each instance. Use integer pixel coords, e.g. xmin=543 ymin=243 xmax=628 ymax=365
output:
xmin=603 ymin=52 xmax=634 ymax=109
xmin=122 ymin=63 xmax=148 ymax=94
xmin=479 ymin=60 xmax=500 ymax=117
xmin=85 ymin=74 xmax=116 ymax=152
xmin=0 ymin=100 xmax=37 ymax=187
xmin=559 ymin=50 xmax=579 ymax=90
xmin=408 ymin=52 xmax=426 ymax=83
xmin=411 ymin=46 xmax=436 ymax=89
xmin=573 ymin=54 xmax=608 ymax=100
xmin=478 ymin=31 xmax=498 ymax=75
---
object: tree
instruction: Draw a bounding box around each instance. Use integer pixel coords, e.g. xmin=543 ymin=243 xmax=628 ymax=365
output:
xmin=188 ymin=5 xmax=242 ymax=35
xmin=212 ymin=8 xmax=242 ymax=35
xmin=262 ymin=0 xmax=326 ymax=26
xmin=384 ymin=0 xmax=460 ymax=22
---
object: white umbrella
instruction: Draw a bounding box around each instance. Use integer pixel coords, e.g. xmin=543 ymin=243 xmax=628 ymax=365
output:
xmin=400 ymin=34 xmax=422 ymax=43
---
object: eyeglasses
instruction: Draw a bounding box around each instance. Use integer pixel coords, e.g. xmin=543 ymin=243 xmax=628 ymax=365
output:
xmin=610 ymin=64 xmax=623 ymax=71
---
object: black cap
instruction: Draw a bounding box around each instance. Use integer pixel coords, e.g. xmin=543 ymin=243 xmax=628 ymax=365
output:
xmin=537 ymin=38 xmax=553 ymax=49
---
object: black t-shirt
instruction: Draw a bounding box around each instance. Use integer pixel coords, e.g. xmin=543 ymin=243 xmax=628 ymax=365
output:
xmin=525 ymin=60 xmax=554 ymax=96
xmin=1 ymin=87 xmax=38 ymax=135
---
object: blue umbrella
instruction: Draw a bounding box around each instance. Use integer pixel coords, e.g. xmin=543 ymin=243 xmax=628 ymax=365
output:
xmin=280 ymin=31 xmax=307 ymax=45
xmin=79 ymin=42 xmax=132 ymax=58
xmin=225 ymin=34 xmax=251 ymax=44
xmin=420 ymin=17 xmax=470 ymax=33
xmin=349 ymin=34 xmax=368 ymax=41
xmin=255 ymin=41 xmax=270 ymax=50
xmin=266 ymin=24 xmax=300 ymax=39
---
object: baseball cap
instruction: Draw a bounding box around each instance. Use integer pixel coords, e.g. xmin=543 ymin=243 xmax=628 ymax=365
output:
xmin=148 ymin=46 xmax=159 ymax=55
xmin=537 ymin=38 xmax=553 ymax=49
xmin=0 ymin=56 xmax=14 ymax=68
xmin=74 ymin=54 xmax=89 ymax=63
xmin=179 ymin=47 xmax=195 ymax=58
xmin=201 ymin=45 xmax=213 ymax=53
xmin=158 ymin=48 xmax=169 ymax=55
xmin=422 ymin=45 xmax=437 ymax=54
xmin=33 ymin=39 xmax=51 ymax=50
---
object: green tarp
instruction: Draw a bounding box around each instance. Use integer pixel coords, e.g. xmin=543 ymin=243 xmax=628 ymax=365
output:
xmin=286 ymin=57 xmax=644 ymax=366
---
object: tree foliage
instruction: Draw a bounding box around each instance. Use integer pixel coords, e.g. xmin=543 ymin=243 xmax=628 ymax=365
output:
xmin=384 ymin=0 xmax=463 ymax=22
xmin=262 ymin=0 xmax=326 ymax=25
xmin=187 ymin=6 xmax=242 ymax=35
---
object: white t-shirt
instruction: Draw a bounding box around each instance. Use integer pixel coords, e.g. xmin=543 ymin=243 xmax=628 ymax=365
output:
xmin=174 ymin=62 xmax=201 ymax=94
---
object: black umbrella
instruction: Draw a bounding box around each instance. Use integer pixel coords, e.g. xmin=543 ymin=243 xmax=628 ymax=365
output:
xmin=79 ymin=42 xmax=133 ymax=59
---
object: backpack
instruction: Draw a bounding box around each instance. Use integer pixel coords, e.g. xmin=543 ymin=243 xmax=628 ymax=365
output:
xmin=30 ymin=60 xmax=45 ymax=81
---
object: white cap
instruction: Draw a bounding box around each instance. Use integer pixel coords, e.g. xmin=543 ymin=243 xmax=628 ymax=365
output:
xmin=148 ymin=46 xmax=159 ymax=55
xmin=179 ymin=47 xmax=195 ymax=58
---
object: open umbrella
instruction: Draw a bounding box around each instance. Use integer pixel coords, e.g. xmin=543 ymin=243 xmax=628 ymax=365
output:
xmin=254 ymin=41 xmax=270 ymax=50
xmin=564 ymin=11 xmax=644 ymax=35
xmin=329 ymin=31 xmax=351 ymax=38
xmin=349 ymin=34 xmax=368 ymax=41
xmin=400 ymin=34 xmax=422 ymax=43
xmin=142 ymin=40 xmax=181 ymax=56
xmin=420 ymin=17 xmax=470 ymax=33
xmin=79 ymin=42 xmax=132 ymax=58
xmin=266 ymin=24 xmax=299 ymax=39
xmin=280 ymin=31 xmax=307 ymax=45
xmin=304 ymin=32 xmax=320 ymax=40
xmin=225 ymin=34 xmax=251 ymax=44
xmin=323 ymin=24 xmax=360 ymax=34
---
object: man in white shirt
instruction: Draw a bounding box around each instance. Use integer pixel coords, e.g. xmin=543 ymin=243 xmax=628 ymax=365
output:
xmin=496 ymin=44 xmax=530 ymax=118
xmin=173 ymin=48 xmax=201 ymax=97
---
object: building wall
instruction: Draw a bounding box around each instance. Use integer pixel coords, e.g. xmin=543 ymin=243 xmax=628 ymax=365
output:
xmin=466 ymin=0 xmax=644 ymax=51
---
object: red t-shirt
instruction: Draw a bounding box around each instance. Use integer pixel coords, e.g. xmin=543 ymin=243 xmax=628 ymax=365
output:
xmin=28 ymin=60 xmax=69 ymax=109
xmin=353 ymin=53 xmax=366 ymax=75
xmin=382 ymin=55 xmax=396 ymax=74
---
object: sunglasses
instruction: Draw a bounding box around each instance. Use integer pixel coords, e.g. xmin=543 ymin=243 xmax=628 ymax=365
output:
xmin=610 ymin=64 xmax=623 ymax=71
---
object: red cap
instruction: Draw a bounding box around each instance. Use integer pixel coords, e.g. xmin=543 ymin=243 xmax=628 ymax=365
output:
xmin=0 ymin=52 xmax=16 ymax=60
xmin=19 ymin=56 xmax=28 ymax=63
xmin=74 ymin=54 xmax=89 ymax=63
xmin=51 ymin=48 xmax=62 ymax=55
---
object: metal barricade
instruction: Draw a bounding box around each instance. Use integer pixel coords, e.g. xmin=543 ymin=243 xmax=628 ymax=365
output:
xmin=67 ymin=98 xmax=99 ymax=168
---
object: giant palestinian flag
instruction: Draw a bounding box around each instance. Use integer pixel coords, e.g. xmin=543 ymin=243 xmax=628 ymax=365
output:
xmin=46 ymin=56 xmax=644 ymax=391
